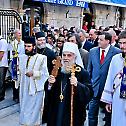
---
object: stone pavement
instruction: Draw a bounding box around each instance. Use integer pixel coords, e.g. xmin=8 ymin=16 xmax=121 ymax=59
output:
xmin=0 ymin=105 xmax=104 ymax=126
xmin=0 ymin=86 xmax=105 ymax=126
xmin=0 ymin=86 xmax=19 ymax=126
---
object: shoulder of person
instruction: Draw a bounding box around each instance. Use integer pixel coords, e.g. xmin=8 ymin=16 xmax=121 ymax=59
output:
xmin=112 ymin=53 xmax=122 ymax=61
xmin=19 ymin=54 xmax=26 ymax=58
xmin=36 ymin=53 xmax=47 ymax=59
xmin=46 ymin=47 xmax=56 ymax=57
xmin=80 ymin=48 xmax=89 ymax=54
xmin=89 ymin=47 xmax=98 ymax=53
xmin=0 ymin=38 xmax=7 ymax=44
xmin=20 ymin=40 xmax=25 ymax=45
xmin=111 ymin=45 xmax=121 ymax=53
xmin=46 ymin=47 xmax=55 ymax=53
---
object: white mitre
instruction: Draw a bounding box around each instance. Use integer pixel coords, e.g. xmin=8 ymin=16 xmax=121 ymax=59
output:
xmin=62 ymin=42 xmax=84 ymax=68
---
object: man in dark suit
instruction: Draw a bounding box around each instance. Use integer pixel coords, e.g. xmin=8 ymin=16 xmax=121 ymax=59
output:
xmin=77 ymin=29 xmax=94 ymax=52
xmin=87 ymin=32 xmax=121 ymax=126
xmin=108 ymin=29 xmax=120 ymax=48
xmin=101 ymin=29 xmax=120 ymax=126
xmin=88 ymin=29 xmax=99 ymax=47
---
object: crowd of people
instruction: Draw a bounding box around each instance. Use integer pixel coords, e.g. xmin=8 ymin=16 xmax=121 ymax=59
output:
xmin=0 ymin=24 xmax=126 ymax=126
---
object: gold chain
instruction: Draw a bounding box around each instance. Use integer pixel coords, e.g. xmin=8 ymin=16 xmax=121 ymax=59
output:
xmin=59 ymin=82 xmax=67 ymax=102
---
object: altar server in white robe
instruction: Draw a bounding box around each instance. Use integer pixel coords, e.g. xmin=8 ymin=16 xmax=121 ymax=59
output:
xmin=101 ymin=30 xmax=126 ymax=126
xmin=18 ymin=36 xmax=49 ymax=126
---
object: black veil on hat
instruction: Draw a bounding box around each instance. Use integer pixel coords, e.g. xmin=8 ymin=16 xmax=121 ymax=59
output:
xmin=24 ymin=36 xmax=36 ymax=45
xmin=35 ymin=32 xmax=45 ymax=39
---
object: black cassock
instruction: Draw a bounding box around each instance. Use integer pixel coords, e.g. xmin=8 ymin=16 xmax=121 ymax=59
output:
xmin=45 ymin=65 xmax=93 ymax=126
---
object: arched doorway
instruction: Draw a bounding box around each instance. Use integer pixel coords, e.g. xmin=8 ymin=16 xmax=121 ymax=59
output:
xmin=82 ymin=3 xmax=96 ymax=32
xmin=23 ymin=0 xmax=44 ymax=35
xmin=115 ymin=7 xmax=124 ymax=28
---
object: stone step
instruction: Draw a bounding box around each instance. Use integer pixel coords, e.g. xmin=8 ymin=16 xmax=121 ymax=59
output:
xmin=0 ymin=98 xmax=17 ymax=110
xmin=0 ymin=98 xmax=19 ymax=119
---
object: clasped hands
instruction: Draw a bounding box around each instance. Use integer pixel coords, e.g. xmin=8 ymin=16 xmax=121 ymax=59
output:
xmin=25 ymin=71 xmax=33 ymax=77
xmin=48 ymin=75 xmax=77 ymax=86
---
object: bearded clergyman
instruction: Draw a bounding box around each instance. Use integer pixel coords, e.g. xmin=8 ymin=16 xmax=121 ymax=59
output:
xmin=18 ymin=36 xmax=49 ymax=126
xmin=45 ymin=42 xmax=93 ymax=126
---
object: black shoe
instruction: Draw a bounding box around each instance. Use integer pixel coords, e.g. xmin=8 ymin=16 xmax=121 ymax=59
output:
xmin=0 ymin=97 xmax=5 ymax=101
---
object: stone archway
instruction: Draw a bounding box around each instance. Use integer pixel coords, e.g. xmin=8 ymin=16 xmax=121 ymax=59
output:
xmin=82 ymin=3 xmax=96 ymax=31
xmin=23 ymin=0 xmax=45 ymax=34
xmin=115 ymin=7 xmax=125 ymax=28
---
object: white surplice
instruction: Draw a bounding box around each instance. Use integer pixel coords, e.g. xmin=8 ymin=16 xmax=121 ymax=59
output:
xmin=101 ymin=53 xmax=126 ymax=126
xmin=19 ymin=53 xmax=49 ymax=126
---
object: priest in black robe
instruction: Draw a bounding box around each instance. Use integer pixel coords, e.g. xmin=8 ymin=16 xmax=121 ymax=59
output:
xmin=35 ymin=32 xmax=56 ymax=124
xmin=35 ymin=32 xmax=56 ymax=74
xmin=46 ymin=42 xmax=93 ymax=126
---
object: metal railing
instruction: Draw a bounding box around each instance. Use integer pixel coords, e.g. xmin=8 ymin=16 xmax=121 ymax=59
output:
xmin=0 ymin=9 xmax=22 ymax=40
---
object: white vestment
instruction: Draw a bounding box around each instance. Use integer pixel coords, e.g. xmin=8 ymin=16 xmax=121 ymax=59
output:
xmin=101 ymin=53 xmax=126 ymax=126
xmin=19 ymin=53 xmax=49 ymax=126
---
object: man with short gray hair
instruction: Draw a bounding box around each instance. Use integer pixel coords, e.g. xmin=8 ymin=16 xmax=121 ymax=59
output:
xmin=77 ymin=29 xmax=93 ymax=51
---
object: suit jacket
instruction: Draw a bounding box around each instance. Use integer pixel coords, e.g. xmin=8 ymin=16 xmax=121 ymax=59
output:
xmin=79 ymin=48 xmax=89 ymax=69
xmin=87 ymin=45 xmax=121 ymax=97
xmin=88 ymin=37 xmax=99 ymax=47
xmin=114 ymin=43 xmax=120 ymax=48
xmin=83 ymin=40 xmax=94 ymax=52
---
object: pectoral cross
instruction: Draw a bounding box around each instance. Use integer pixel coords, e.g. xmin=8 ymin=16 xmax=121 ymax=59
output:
xmin=51 ymin=56 xmax=62 ymax=77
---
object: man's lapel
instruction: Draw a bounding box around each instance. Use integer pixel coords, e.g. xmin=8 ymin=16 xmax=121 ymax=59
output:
xmin=96 ymin=47 xmax=100 ymax=65
xmin=101 ymin=45 xmax=113 ymax=67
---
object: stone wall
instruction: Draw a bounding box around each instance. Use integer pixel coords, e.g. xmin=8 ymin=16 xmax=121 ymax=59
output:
xmin=94 ymin=4 xmax=126 ymax=29
xmin=43 ymin=3 xmax=126 ymax=29
xmin=1 ymin=0 xmax=126 ymax=29
xmin=44 ymin=3 xmax=82 ymax=29
xmin=0 ymin=0 xmax=10 ymax=9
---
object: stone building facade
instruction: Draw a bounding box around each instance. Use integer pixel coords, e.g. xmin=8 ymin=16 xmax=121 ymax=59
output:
xmin=93 ymin=4 xmax=126 ymax=28
xmin=42 ymin=2 xmax=126 ymax=29
xmin=43 ymin=3 xmax=83 ymax=29
xmin=0 ymin=0 xmax=126 ymax=29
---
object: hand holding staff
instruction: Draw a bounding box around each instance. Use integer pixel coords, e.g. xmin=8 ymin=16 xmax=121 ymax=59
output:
xmin=48 ymin=56 xmax=62 ymax=84
xmin=67 ymin=64 xmax=81 ymax=126
xmin=51 ymin=56 xmax=62 ymax=77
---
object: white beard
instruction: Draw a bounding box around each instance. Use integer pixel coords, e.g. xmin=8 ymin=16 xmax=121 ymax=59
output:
xmin=37 ymin=44 xmax=46 ymax=49
xmin=61 ymin=59 xmax=75 ymax=74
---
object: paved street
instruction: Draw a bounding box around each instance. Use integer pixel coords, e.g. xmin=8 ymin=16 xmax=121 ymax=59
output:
xmin=0 ymin=86 xmax=105 ymax=126
xmin=0 ymin=86 xmax=19 ymax=126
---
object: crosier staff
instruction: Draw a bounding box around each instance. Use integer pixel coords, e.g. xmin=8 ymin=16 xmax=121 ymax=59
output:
xmin=68 ymin=64 xmax=81 ymax=126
